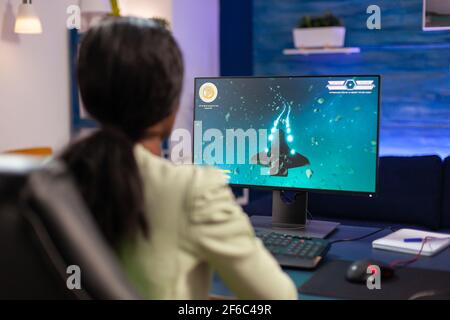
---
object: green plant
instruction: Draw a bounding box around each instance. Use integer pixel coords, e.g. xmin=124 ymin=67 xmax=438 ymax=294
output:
xmin=297 ymin=12 xmax=343 ymax=28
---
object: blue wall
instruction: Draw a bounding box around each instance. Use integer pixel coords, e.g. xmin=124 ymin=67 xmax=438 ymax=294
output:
xmin=253 ymin=0 xmax=450 ymax=157
xmin=220 ymin=0 xmax=253 ymax=76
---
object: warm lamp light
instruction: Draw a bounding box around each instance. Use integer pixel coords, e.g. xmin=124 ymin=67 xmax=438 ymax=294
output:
xmin=14 ymin=0 xmax=42 ymax=34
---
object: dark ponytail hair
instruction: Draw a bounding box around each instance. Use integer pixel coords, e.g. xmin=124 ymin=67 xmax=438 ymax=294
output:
xmin=61 ymin=128 xmax=147 ymax=248
xmin=61 ymin=17 xmax=183 ymax=248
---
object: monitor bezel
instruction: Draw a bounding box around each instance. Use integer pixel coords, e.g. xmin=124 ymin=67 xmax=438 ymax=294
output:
xmin=193 ymin=75 xmax=381 ymax=197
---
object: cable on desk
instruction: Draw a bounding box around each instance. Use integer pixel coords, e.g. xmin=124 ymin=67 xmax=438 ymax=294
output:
xmin=329 ymin=226 xmax=392 ymax=246
xmin=388 ymin=236 xmax=450 ymax=269
xmin=330 ymin=232 xmax=450 ymax=269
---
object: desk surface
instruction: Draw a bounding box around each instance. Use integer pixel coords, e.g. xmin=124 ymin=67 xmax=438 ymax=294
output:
xmin=211 ymin=224 xmax=450 ymax=299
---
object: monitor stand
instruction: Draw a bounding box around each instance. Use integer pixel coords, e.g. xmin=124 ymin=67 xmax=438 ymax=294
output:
xmin=250 ymin=191 xmax=339 ymax=239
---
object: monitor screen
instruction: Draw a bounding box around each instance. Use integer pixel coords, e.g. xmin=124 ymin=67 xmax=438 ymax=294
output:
xmin=193 ymin=76 xmax=380 ymax=195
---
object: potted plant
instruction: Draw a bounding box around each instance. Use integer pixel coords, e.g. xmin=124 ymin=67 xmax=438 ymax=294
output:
xmin=293 ymin=13 xmax=345 ymax=48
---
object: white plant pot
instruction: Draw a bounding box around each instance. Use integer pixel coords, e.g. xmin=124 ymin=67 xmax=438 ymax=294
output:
xmin=293 ymin=27 xmax=346 ymax=48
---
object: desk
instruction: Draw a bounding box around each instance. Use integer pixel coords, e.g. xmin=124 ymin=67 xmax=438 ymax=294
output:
xmin=210 ymin=224 xmax=450 ymax=299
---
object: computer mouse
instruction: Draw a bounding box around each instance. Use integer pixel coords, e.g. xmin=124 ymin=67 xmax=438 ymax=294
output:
xmin=346 ymin=259 xmax=395 ymax=284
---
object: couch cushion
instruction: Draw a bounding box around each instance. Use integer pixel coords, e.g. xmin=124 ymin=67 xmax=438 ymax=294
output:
xmin=307 ymin=156 xmax=443 ymax=229
xmin=442 ymin=157 xmax=450 ymax=228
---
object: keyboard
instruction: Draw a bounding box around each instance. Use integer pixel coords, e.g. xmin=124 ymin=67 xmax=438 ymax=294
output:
xmin=255 ymin=228 xmax=330 ymax=269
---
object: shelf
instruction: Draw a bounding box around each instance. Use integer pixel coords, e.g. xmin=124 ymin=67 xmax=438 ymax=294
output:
xmin=283 ymin=47 xmax=361 ymax=55
xmin=283 ymin=43 xmax=450 ymax=56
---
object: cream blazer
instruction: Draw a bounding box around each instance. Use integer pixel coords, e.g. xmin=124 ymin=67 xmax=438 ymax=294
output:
xmin=118 ymin=144 xmax=297 ymax=300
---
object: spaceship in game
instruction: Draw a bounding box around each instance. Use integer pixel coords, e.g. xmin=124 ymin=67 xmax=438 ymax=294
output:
xmin=252 ymin=102 xmax=310 ymax=176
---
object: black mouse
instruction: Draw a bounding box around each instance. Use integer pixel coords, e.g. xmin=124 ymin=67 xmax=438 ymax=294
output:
xmin=346 ymin=260 xmax=395 ymax=283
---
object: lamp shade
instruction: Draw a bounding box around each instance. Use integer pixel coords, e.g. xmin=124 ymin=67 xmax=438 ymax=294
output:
xmin=80 ymin=0 xmax=111 ymax=13
xmin=14 ymin=2 xmax=42 ymax=34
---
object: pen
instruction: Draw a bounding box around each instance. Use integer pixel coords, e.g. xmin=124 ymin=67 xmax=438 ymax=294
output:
xmin=403 ymin=238 xmax=424 ymax=243
xmin=403 ymin=237 xmax=450 ymax=243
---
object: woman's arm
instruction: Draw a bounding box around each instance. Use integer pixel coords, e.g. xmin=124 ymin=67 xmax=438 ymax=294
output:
xmin=188 ymin=168 xmax=298 ymax=300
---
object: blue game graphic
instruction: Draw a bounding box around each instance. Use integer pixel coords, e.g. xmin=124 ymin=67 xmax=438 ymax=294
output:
xmin=194 ymin=76 xmax=380 ymax=194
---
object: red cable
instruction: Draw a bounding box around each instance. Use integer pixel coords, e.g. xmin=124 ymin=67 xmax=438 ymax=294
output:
xmin=388 ymin=236 xmax=450 ymax=268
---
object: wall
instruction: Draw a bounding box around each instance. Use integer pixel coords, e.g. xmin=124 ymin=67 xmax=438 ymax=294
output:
xmin=220 ymin=0 xmax=253 ymax=76
xmin=253 ymin=0 xmax=450 ymax=157
xmin=119 ymin=0 xmax=221 ymax=162
xmin=119 ymin=0 xmax=173 ymax=22
xmin=171 ymin=0 xmax=220 ymax=163
xmin=0 ymin=0 xmax=218 ymax=155
xmin=118 ymin=0 xmax=221 ymax=164
xmin=0 ymin=0 xmax=74 ymax=153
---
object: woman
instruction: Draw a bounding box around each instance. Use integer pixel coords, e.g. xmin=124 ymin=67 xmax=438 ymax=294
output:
xmin=62 ymin=16 xmax=297 ymax=300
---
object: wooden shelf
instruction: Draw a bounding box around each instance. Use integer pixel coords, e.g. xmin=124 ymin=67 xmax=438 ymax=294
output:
xmin=283 ymin=47 xmax=361 ymax=55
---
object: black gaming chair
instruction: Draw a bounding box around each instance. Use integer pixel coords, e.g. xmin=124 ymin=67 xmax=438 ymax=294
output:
xmin=0 ymin=155 xmax=140 ymax=300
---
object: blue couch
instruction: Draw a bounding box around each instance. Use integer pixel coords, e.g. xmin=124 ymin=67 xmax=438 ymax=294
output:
xmin=443 ymin=156 xmax=450 ymax=229
xmin=242 ymin=156 xmax=450 ymax=231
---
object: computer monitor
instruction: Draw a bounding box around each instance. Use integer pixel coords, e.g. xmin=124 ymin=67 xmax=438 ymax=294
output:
xmin=194 ymin=76 xmax=380 ymax=235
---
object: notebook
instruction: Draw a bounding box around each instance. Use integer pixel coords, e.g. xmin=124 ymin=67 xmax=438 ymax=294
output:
xmin=372 ymin=228 xmax=450 ymax=256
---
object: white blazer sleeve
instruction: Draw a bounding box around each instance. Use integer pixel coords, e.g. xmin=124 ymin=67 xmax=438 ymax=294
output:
xmin=188 ymin=168 xmax=297 ymax=300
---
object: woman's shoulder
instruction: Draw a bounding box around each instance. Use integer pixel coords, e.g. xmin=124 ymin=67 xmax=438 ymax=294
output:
xmin=134 ymin=144 xmax=239 ymax=230
xmin=133 ymin=144 xmax=228 ymax=196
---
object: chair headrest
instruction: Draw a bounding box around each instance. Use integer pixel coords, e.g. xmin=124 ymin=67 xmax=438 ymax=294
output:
xmin=0 ymin=155 xmax=141 ymax=300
